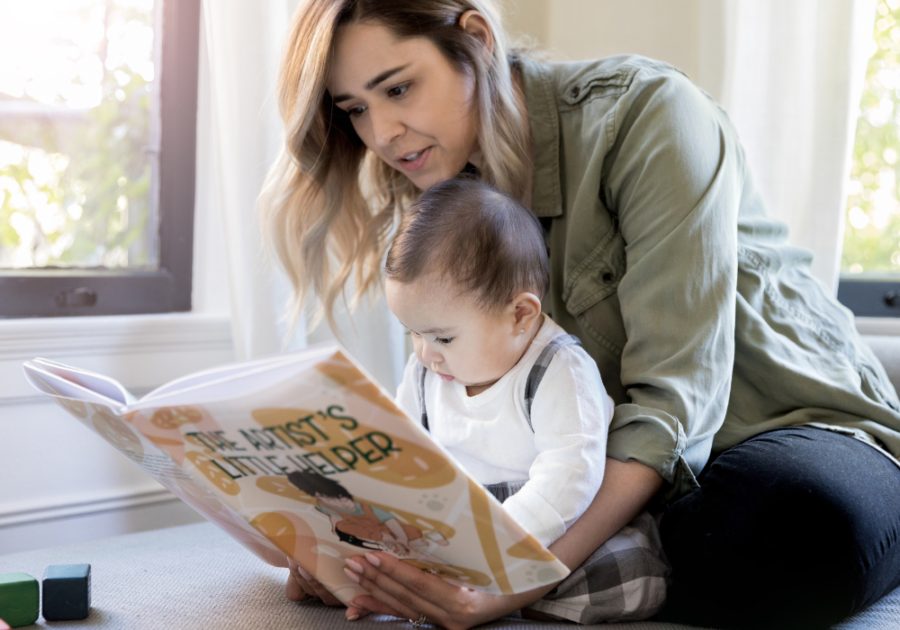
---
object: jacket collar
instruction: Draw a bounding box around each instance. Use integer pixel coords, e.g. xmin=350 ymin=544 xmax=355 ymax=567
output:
xmin=519 ymin=56 xmax=564 ymax=218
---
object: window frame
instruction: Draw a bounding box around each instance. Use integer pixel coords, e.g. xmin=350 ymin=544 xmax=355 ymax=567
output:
xmin=0 ymin=0 xmax=200 ymax=318
xmin=837 ymin=277 xmax=900 ymax=317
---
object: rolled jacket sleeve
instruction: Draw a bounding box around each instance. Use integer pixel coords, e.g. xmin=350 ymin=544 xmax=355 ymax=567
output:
xmin=602 ymin=69 xmax=740 ymax=498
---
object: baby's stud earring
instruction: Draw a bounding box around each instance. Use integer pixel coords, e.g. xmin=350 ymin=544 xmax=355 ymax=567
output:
xmin=519 ymin=328 xmax=525 ymax=334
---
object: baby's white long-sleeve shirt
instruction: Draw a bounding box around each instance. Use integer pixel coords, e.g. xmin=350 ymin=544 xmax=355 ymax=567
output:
xmin=395 ymin=316 xmax=614 ymax=547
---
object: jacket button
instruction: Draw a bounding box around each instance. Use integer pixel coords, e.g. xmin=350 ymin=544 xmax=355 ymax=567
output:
xmin=570 ymin=86 xmax=580 ymax=98
xmin=601 ymin=271 xmax=615 ymax=283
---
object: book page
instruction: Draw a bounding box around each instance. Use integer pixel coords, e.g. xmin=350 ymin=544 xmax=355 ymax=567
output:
xmin=138 ymin=343 xmax=339 ymax=404
xmin=24 ymin=362 xmax=128 ymax=409
xmin=28 ymin=358 xmax=134 ymax=405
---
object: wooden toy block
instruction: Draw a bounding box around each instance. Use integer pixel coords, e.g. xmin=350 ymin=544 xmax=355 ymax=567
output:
xmin=0 ymin=572 xmax=39 ymax=628
xmin=42 ymin=564 xmax=91 ymax=621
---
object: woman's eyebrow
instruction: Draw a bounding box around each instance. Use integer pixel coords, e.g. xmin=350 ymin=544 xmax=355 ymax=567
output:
xmin=332 ymin=64 xmax=410 ymax=104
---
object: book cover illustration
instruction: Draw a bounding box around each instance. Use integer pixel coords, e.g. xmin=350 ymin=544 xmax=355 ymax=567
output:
xmin=23 ymin=343 xmax=569 ymax=604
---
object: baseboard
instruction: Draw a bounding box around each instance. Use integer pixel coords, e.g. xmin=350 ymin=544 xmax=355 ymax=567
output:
xmin=0 ymin=486 xmax=179 ymax=529
xmin=0 ymin=497 xmax=206 ymax=556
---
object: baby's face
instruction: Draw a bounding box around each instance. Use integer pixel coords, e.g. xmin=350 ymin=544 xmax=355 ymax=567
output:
xmin=385 ymin=275 xmax=524 ymax=393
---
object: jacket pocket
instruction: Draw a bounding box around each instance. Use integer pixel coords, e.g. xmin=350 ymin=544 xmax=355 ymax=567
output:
xmin=562 ymin=224 xmax=628 ymax=402
xmin=562 ymin=222 xmax=626 ymax=317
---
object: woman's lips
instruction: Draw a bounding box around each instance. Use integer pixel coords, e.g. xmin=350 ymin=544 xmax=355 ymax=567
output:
xmin=397 ymin=147 xmax=431 ymax=173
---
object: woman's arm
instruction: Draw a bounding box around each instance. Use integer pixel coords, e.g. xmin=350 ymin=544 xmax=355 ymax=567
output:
xmin=342 ymin=458 xmax=662 ymax=629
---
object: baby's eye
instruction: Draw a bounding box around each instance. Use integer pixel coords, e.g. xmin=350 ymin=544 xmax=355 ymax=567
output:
xmin=435 ymin=337 xmax=453 ymax=345
xmin=387 ymin=83 xmax=409 ymax=98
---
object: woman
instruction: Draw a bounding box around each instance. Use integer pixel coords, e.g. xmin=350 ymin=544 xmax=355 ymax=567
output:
xmin=259 ymin=1 xmax=900 ymax=629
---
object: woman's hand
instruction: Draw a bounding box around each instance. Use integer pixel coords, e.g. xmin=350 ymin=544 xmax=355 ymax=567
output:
xmin=342 ymin=552 xmax=554 ymax=630
xmin=285 ymin=558 xmax=372 ymax=621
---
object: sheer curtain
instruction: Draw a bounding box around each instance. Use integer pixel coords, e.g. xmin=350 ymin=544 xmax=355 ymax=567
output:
xmin=711 ymin=0 xmax=877 ymax=293
xmin=198 ymin=0 xmax=407 ymax=391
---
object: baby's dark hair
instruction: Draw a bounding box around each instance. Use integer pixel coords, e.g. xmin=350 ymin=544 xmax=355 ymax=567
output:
xmin=287 ymin=471 xmax=352 ymax=500
xmin=385 ymin=178 xmax=549 ymax=311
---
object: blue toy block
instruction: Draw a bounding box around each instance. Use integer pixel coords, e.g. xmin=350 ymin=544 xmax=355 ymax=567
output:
xmin=0 ymin=572 xmax=39 ymax=627
xmin=42 ymin=564 xmax=91 ymax=621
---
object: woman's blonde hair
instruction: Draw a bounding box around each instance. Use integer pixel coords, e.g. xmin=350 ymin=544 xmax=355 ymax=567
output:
xmin=259 ymin=0 xmax=530 ymax=333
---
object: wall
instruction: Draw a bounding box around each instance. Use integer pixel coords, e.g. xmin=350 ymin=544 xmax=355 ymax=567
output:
xmin=502 ymin=0 xmax=728 ymax=101
xmin=0 ymin=16 xmax=233 ymax=555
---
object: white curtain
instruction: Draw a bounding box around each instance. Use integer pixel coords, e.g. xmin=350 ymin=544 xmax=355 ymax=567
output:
xmin=712 ymin=0 xmax=877 ymax=293
xmin=198 ymin=0 xmax=407 ymax=391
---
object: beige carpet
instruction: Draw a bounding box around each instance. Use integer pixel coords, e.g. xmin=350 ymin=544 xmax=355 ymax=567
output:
xmin=1 ymin=522 xmax=897 ymax=630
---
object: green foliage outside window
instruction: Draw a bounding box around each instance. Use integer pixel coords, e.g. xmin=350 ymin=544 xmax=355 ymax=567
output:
xmin=843 ymin=0 xmax=900 ymax=274
xmin=0 ymin=1 xmax=154 ymax=269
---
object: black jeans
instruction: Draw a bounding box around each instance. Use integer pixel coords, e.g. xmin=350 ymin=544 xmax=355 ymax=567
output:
xmin=659 ymin=426 xmax=900 ymax=630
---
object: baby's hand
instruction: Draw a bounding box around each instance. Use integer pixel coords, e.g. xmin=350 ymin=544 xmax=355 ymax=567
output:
xmin=285 ymin=558 xmax=372 ymax=620
xmin=286 ymin=558 xmax=341 ymax=605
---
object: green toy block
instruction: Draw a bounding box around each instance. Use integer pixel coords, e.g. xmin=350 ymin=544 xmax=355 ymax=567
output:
xmin=0 ymin=572 xmax=39 ymax=627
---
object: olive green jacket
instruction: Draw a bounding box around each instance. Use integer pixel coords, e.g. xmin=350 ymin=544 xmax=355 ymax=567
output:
xmin=520 ymin=54 xmax=900 ymax=502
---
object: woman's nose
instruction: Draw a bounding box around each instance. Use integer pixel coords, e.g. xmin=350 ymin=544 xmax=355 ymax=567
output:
xmin=369 ymin=107 xmax=403 ymax=147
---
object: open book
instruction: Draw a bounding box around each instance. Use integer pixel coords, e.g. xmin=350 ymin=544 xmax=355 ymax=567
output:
xmin=23 ymin=342 xmax=569 ymax=603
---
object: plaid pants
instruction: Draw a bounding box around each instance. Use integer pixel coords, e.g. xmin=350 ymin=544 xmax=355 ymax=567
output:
xmin=528 ymin=511 xmax=670 ymax=624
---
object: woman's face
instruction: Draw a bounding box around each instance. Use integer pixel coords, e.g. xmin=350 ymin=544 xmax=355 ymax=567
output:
xmin=328 ymin=21 xmax=479 ymax=191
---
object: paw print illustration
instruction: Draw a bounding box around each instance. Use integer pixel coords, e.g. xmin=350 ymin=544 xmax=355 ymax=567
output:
xmin=417 ymin=492 xmax=446 ymax=512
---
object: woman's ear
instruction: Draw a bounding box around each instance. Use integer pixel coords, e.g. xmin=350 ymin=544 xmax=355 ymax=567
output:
xmin=459 ymin=10 xmax=495 ymax=59
xmin=510 ymin=292 xmax=542 ymax=335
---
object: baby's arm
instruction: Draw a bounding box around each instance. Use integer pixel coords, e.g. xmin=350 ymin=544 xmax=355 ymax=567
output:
xmin=502 ymin=347 xmax=614 ymax=547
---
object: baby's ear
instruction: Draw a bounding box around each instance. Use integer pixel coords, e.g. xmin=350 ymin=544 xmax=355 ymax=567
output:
xmin=511 ymin=292 xmax=542 ymax=332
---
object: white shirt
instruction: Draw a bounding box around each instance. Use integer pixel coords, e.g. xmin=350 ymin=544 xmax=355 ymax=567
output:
xmin=395 ymin=315 xmax=614 ymax=546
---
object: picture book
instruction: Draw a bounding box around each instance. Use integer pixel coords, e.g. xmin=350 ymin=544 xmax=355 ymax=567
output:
xmin=22 ymin=342 xmax=569 ymax=604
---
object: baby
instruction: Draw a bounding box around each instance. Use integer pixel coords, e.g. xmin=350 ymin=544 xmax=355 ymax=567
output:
xmin=385 ymin=178 xmax=614 ymax=547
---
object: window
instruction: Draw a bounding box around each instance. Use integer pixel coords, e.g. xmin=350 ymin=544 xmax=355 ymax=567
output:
xmin=838 ymin=0 xmax=900 ymax=317
xmin=0 ymin=0 xmax=199 ymax=317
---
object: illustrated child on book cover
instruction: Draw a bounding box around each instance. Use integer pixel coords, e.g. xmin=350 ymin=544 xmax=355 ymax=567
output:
xmin=287 ymin=470 xmax=448 ymax=558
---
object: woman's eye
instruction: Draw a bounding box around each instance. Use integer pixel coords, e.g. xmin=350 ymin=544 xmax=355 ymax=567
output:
xmin=387 ymin=84 xmax=409 ymax=98
xmin=435 ymin=337 xmax=453 ymax=345
xmin=347 ymin=105 xmax=367 ymax=117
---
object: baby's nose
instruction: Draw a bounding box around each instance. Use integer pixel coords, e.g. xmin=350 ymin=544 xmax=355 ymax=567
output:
xmin=421 ymin=344 xmax=443 ymax=363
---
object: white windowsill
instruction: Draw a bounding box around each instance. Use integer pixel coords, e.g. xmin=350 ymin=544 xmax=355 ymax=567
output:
xmin=856 ymin=317 xmax=900 ymax=337
xmin=0 ymin=312 xmax=234 ymax=404
xmin=0 ymin=312 xmax=233 ymax=360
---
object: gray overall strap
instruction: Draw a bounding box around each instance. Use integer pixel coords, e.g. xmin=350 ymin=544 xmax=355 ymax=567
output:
xmin=522 ymin=334 xmax=582 ymax=431
xmin=485 ymin=334 xmax=582 ymax=504
xmin=415 ymin=362 xmax=429 ymax=430
xmin=416 ymin=334 xmax=581 ymax=504
xmin=483 ymin=480 xmax=527 ymax=503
